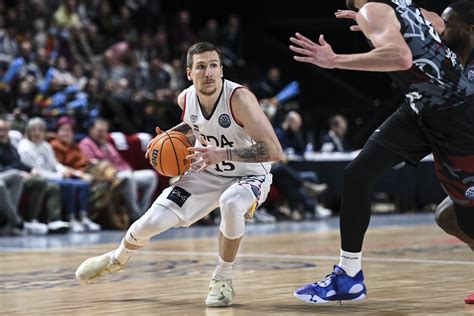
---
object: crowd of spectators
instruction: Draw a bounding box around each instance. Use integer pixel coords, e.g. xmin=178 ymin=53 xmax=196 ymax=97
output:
xmin=0 ymin=0 xmax=349 ymax=235
xmin=0 ymin=0 xmax=245 ymax=136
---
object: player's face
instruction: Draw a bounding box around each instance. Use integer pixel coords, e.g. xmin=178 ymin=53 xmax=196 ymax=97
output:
xmin=441 ymin=8 xmax=467 ymax=51
xmin=187 ymin=51 xmax=223 ymax=97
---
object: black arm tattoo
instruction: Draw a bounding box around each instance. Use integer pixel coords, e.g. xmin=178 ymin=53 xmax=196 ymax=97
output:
xmin=170 ymin=122 xmax=192 ymax=135
xmin=169 ymin=123 xmax=196 ymax=145
xmin=231 ymin=142 xmax=269 ymax=162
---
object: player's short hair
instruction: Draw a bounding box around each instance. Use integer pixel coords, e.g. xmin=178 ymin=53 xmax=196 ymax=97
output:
xmin=186 ymin=42 xmax=223 ymax=68
xmin=449 ymin=0 xmax=474 ymax=25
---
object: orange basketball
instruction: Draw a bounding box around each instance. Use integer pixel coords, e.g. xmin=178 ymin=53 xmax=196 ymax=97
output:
xmin=148 ymin=131 xmax=191 ymax=177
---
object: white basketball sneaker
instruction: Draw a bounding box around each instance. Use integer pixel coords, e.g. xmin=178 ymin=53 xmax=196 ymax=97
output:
xmin=75 ymin=251 xmax=124 ymax=283
xmin=81 ymin=216 xmax=101 ymax=232
xmin=205 ymin=279 xmax=234 ymax=307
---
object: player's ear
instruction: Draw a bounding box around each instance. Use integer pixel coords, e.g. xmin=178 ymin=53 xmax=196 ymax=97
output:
xmin=186 ymin=68 xmax=192 ymax=81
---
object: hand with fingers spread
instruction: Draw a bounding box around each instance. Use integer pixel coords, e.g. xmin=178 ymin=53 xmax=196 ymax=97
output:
xmin=289 ymin=32 xmax=337 ymax=69
xmin=186 ymin=139 xmax=226 ymax=172
xmin=335 ymin=10 xmax=361 ymax=32
xmin=145 ymin=127 xmax=164 ymax=159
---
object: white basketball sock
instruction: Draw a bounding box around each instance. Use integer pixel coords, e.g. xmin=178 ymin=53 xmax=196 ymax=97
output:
xmin=113 ymin=240 xmax=135 ymax=265
xmin=338 ymin=249 xmax=362 ymax=277
xmin=212 ymin=256 xmax=234 ymax=280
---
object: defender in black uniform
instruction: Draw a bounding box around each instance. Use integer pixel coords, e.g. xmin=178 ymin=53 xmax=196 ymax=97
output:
xmin=435 ymin=1 xmax=474 ymax=305
xmin=289 ymin=0 xmax=474 ymax=304
xmin=433 ymin=0 xmax=474 ymax=251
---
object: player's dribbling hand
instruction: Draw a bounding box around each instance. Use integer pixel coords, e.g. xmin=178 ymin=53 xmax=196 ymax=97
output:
xmin=186 ymin=138 xmax=226 ymax=172
xmin=335 ymin=10 xmax=361 ymax=32
xmin=145 ymin=126 xmax=164 ymax=159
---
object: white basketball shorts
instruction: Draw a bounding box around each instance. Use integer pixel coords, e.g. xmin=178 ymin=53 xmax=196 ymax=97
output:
xmin=154 ymin=170 xmax=272 ymax=226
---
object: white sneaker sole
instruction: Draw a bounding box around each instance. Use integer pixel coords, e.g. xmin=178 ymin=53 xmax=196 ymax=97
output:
xmin=205 ymin=298 xmax=233 ymax=307
xmin=293 ymin=292 xmax=366 ymax=304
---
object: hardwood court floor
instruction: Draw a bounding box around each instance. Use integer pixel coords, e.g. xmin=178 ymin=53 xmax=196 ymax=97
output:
xmin=0 ymin=222 xmax=473 ymax=315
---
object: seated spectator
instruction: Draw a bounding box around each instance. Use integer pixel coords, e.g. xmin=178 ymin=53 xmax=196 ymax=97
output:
xmin=270 ymin=158 xmax=331 ymax=220
xmin=0 ymin=169 xmax=26 ymax=236
xmin=272 ymin=111 xmax=331 ymax=220
xmin=18 ymin=117 xmax=92 ymax=233
xmin=79 ymin=118 xmax=158 ymax=221
xmin=54 ymin=0 xmax=82 ymax=31
xmin=53 ymin=0 xmax=94 ymax=66
xmin=101 ymin=78 xmax=141 ymax=134
xmin=253 ymin=67 xmax=284 ymax=101
xmin=49 ymin=116 xmax=101 ymax=232
xmin=275 ymin=111 xmax=306 ymax=156
xmin=320 ymin=114 xmax=352 ymax=153
xmin=0 ymin=117 xmax=58 ymax=234
xmin=276 ymin=111 xmax=328 ymax=194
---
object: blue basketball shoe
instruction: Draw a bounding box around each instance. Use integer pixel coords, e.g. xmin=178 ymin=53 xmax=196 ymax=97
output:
xmin=294 ymin=265 xmax=367 ymax=304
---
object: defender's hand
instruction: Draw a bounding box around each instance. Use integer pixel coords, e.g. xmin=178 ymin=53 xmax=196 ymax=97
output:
xmin=290 ymin=32 xmax=337 ymax=69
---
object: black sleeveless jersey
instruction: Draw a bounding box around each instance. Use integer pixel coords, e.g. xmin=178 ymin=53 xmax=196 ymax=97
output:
xmin=368 ymin=0 xmax=474 ymax=114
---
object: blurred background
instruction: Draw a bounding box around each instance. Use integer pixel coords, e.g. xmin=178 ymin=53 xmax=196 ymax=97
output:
xmin=0 ymin=0 xmax=453 ymax=147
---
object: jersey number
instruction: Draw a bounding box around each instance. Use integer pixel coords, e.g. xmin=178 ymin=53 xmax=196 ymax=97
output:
xmin=215 ymin=161 xmax=235 ymax=172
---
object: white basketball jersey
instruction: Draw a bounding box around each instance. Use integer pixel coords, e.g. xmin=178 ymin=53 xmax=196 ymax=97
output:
xmin=182 ymin=79 xmax=271 ymax=177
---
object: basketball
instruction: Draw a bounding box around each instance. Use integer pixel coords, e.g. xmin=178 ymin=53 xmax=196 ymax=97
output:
xmin=148 ymin=131 xmax=191 ymax=177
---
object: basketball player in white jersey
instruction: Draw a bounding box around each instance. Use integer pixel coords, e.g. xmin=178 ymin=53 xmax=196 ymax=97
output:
xmin=75 ymin=42 xmax=283 ymax=307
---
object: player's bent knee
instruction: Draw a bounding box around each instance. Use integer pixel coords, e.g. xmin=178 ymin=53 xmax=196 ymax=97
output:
xmin=219 ymin=189 xmax=253 ymax=213
xmin=219 ymin=190 xmax=252 ymax=240
xmin=219 ymin=209 xmax=246 ymax=240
